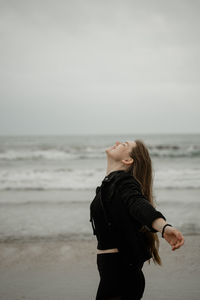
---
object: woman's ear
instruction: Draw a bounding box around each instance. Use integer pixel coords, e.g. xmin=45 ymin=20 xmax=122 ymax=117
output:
xmin=121 ymin=157 xmax=134 ymax=165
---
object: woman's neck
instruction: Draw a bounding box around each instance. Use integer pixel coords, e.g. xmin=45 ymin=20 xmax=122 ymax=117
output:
xmin=106 ymin=161 xmax=127 ymax=176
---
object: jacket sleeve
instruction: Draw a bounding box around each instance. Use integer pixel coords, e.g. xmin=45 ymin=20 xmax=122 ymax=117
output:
xmin=118 ymin=179 xmax=166 ymax=233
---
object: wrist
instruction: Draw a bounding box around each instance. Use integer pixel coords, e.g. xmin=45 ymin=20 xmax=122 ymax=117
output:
xmin=152 ymin=218 xmax=167 ymax=233
xmin=161 ymin=224 xmax=173 ymax=238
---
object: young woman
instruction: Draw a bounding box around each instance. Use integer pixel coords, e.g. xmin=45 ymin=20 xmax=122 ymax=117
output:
xmin=90 ymin=139 xmax=184 ymax=300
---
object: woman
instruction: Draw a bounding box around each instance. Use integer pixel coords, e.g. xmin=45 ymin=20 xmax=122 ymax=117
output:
xmin=90 ymin=139 xmax=184 ymax=300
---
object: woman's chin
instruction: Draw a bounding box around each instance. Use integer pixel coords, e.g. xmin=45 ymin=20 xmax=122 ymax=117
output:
xmin=105 ymin=147 xmax=112 ymax=153
xmin=105 ymin=147 xmax=115 ymax=155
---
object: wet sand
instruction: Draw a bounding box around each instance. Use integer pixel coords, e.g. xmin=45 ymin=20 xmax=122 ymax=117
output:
xmin=0 ymin=235 xmax=200 ymax=300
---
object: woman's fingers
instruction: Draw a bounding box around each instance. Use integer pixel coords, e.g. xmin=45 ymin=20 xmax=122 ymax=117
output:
xmin=177 ymin=231 xmax=184 ymax=241
xmin=164 ymin=228 xmax=185 ymax=251
xmin=168 ymin=231 xmax=184 ymax=251
xmin=171 ymin=236 xmax=185 ymax=250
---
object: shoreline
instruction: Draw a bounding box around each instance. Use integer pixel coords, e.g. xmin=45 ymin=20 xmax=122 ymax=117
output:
xmin=0 ymin=236 xmax=200 ymax=300
xmin=0 ymin=230 xmax=199 ymax=244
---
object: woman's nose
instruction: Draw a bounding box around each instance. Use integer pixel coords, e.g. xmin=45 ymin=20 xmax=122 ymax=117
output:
xmin=115 ymin=141 xmax=120 ymax=146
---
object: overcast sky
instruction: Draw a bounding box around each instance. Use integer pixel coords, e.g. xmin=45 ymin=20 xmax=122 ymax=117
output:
xmin=0 ymin=0 xmax=200 ymax=135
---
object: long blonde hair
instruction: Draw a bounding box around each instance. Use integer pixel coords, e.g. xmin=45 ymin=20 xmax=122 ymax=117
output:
xmin=127 ymin=139 xmax=162 ymax=265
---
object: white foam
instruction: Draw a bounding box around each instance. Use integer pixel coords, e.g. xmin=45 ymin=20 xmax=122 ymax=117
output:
xmin=0 ymin=167 xmax=200 ymax=190
xmin=0 ymin=149 xmax=76 ymax=160
xmin=0 ymin=168 xmax=104 ymax=190
xmin=0 ymin=143 xmax=199 ymax=161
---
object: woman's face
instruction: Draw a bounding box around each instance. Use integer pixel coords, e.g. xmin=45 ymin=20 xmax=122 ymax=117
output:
xmin=105 ymin=140 xmax=136 ymax=162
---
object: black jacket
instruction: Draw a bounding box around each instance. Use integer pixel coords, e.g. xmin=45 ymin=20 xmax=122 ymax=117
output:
xmin=90 ymin=170 xmax=166 ymax=268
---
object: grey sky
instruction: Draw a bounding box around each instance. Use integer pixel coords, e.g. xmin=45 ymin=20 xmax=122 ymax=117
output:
xmin=0 ymin=0 xmax=200 ymax=135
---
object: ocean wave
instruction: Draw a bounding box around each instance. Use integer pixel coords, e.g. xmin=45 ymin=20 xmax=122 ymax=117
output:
xmin=0 ymin=224 xmax=199 ymax=243
xmin=0 ymin=168 xmax=200 ymax=190
xmin=0 ymin=233 xmax=93 ymax=243
xmin=0 ymin=144 xmax=200 ymax=161
xmin=150 ymin=144 xmax=200 ymax=158
xmin=0 ymin=149 xmax=77 ymax=160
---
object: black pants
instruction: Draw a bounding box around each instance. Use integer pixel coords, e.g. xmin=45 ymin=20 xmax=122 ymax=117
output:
xmin=96 ymin=252 xmax=145 ymax=300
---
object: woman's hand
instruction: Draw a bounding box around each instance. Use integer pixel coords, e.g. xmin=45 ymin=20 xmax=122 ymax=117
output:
xmin=163 ymin=226 xmax=185 ymax=251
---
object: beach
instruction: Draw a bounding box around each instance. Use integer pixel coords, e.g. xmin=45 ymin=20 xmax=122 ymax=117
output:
xmin=0 ymin=235 xmax=200 ymax=300
xmin=0 ymin=134 xmax=200 ymax=299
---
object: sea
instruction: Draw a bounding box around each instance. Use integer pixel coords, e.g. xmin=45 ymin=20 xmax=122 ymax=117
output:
xmin=0 ymin=133 xmax=200 ymax=242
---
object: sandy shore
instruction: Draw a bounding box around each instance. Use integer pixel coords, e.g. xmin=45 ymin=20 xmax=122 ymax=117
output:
xmin=0 ymin=235 xmax=200 ymax=300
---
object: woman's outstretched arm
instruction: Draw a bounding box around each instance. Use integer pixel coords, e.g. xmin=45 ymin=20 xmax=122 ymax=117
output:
xmin=118 ymin=179 xmax=167 ymax=233
xmin=152 ymin=218 xmax=185 ymax=251
xmin=118 ymin=178 xmax=185 ymax=251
